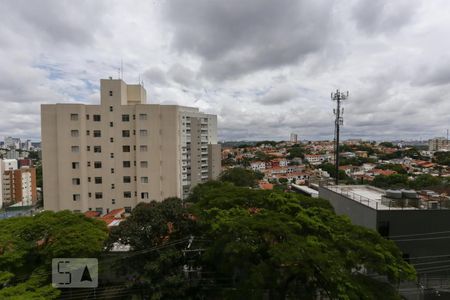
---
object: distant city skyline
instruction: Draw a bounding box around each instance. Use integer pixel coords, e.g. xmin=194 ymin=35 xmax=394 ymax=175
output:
xmin=1 ymin=1 xmax=450 ymax=141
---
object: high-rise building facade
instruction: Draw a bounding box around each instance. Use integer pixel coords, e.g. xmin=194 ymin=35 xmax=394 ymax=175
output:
xmin=290 ymin=133 xmax=298 ymax=144
xmin=41 ymin=78 xmax=221 ymax=213
xmin=0 ymin=159 xmax=37 ymax=208
xmin=428 ymin=137 xmax=448 ymax=151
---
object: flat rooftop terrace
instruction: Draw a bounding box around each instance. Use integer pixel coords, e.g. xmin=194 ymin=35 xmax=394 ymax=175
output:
xmin=323 ymin=185 xmax=418 ymax=210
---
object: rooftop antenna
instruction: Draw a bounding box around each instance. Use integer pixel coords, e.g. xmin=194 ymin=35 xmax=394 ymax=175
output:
xmin=120 ymin=59 xmax=123 ymax=80
xmin=331 ymin=89 xmax=349 ymax=185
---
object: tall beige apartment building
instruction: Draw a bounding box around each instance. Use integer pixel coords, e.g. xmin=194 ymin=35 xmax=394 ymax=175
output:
xmin=41 ymin=78 xmax=221 ymax=213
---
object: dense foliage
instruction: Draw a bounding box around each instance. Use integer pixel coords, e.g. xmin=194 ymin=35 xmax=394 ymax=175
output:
xmin=109 ymin=181 xmax=415 ymax=299
xmin=219 ymin=167 xmax=264 ymax=187
xmin=371 ymin=174 xmax=444 ymax=190
xmin=106 ymin=198 xmax=198 ymax=298
xmin=190 ymin=182 xmax=415 ymax=299
xmin=0 ymin=211 xmax=108 ymax=299
xmin=434 ymin=152 xmax=450 ymax=166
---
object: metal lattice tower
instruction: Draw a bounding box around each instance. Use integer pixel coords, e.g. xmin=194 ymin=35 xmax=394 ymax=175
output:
xmin=331 ymin=89 xmax=349 ymax=185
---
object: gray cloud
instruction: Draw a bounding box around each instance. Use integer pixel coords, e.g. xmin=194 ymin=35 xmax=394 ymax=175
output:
xmin=164 ymin=0 xmax=334 ymax=80
xmin=352 ymin=0 xmax=417 ymax=35
xmin=257 ymin=85 xmax=297 ymax=106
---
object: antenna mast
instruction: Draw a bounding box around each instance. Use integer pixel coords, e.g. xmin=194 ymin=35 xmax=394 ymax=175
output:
xmin=331 ymin=89 xmax=349 ymax=185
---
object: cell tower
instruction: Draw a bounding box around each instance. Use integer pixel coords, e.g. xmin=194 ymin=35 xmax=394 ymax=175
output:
xmin=331 ymin=89 xmax=349 ymax=185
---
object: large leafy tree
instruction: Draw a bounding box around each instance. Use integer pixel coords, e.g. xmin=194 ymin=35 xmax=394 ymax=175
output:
xmin=106 ymin=198 xmax=198 ymax=299
xmin=0 ymin=211 xmax=108 ymax=299
xmin=219 ymin=167 xmax=264 ymax=187
xmin=189 ymin=182 xmax=416 ymax=299
xmin=108 ymin=182 xmax=415 ymax=299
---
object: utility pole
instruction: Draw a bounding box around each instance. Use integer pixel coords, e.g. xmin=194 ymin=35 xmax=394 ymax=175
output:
xmin=331 ymin=89 xmax=349 ymax=185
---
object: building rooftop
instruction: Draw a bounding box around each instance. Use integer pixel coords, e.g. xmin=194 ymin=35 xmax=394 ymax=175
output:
xmin=323 ymin=185 xmax=419 ymax=210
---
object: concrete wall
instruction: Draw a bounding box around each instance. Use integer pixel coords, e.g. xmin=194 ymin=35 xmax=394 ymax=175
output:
xmin=319 ymin=186 xmax=378 ymax=230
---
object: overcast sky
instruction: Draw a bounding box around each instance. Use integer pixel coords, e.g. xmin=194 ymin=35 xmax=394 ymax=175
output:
xmin=1 ymin=0 xmax=449 ymax=142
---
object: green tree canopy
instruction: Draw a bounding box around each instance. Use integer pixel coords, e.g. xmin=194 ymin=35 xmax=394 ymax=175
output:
xmin=190 ymin=182 xmax=415 ymax=299
xmin=106 ymin=198 xmax=197 ymax=298
xmin=219 ymin=167 xmax=264 ymax=187
xmin=377 ymin=163 xmax=407 ymax=174
xmin=371 ymin=174 xmax=409 ymax=189
xmin=0 ymin=211 xmax=108 ymax=299
xmin=109 ymin=182 xmax=415 ymax=299
xmin=379 ymin=142 xmax=395 ymax=148
xmin=434 ymin=151 xmax=450 ymax=166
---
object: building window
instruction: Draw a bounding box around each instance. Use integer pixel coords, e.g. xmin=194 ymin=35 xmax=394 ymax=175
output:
xmin=133 ymin=114 xmax=136 ymax=120
xmin=70 ymin=113 xmax=78 ymax=121
xmin=72 ymin=178 xmax=80 ymax=185
xmin=87 ymin=161 xmax=91 ymax=167
xmin=140 ymin=161 xmax=148 ymax=168
xmin=94 ymin=146 xmax=102 ymax=153
xmin=134 ymin=161 xmax=136 ymax=166
xmin=111 ymin=184 xmax=115 ymax=189
xmin=95 ymin=192 xmax=103 ymax=199
xmin=86 ymin=114 xmax=90 ymax=120
xmin=94 ymin=161 xmax=102 ymax=168
xmin=112 ymin=199 xmax=116 ymax=204
xmin=133 ymin=130 xmax=136 ymax=135
xmin=141 ymin=192 xmax=149 ymax=199
xmin=110 ymin=122 xmax=113 ymax=127
xmin=88 ymin=177 xmax=91 ymax=182
xmin=71 ymin=130 xmax=79 ymax=137
xmin=139 ymin=113 xmax=147 ymax=120
xmin=141 ymin=177 xmax=148 ymax=183
xmin=87 ymin=146 xmax=90 ymax=151
xmin=72 ymin=162 xmax=80 ymax=169
xmin=109 ymin=91 xmax=113 ymax=96
xmin=122 ymin=130 xmax=130 ymax=137
xmin=140 ymin=145 xmax=147 ymax=152
xmin=109 ymin=106 xmax=113 ymax=112
xmin=123 ymin=161 xmax=131 ymax=168
xmin=123 ymin=176 xmax=131 ymax=183
xmin=88 ymin=192 xmax=92 ymax=197
xmin=93 ymin=130 xmax=101 ymax=137
xmin=110 ymin=153 xmax=114 ymax=158
xmin=73 ymin=194 xmax=80 ymax=201
xmin=110 ymin=137 xmax=114 ymax=142
xmin=86 ymin=130 xmax=90 ymax=136
xmin=111 ymin=168 xmax=114 ymax=174
xmin=123 ymin=145 xmax=130 ymax=152
xmin=124 ymin=191 xmax=132 ymax=198
xmin=93 ymin=115 xmax=101 ymax=122
xmin=122 ymin=114 xmax=130 ymax=122
xmin=71 ymin=146 xmax=80 ymax=153
xmin=95 ymin=177 xmax=102 ymax=184
xmin=139 ymin=129 xmax=148 ymax=136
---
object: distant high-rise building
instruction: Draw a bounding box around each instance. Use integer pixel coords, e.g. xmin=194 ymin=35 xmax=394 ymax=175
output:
xmin=41 ymin=78 xmax=221 ymax=213
xmin=0 ymin=159 xmax=37 ymax=208
xmin=428 ymin=137 xmax=448 ymax=151
xmin=4 ymin=136 xmax=22 ymax=150
xmin=290 ymin=133 xmax=298 ymax=143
